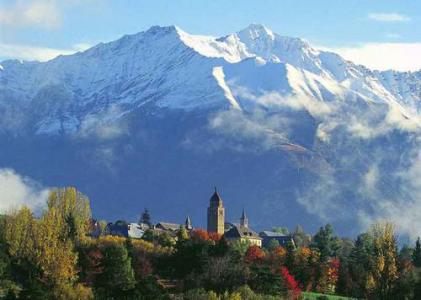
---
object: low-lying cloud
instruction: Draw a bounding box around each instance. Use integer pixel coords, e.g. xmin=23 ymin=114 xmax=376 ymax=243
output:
xmin=0 ymin=42 xmax=91 ymax=62
xmin=0 ymin=168 xmax=49 ymax=214
xmin=77 ymin=105 xmax=129 ymax=141
xmin=206 ymin=84 xmax=421 ymax=239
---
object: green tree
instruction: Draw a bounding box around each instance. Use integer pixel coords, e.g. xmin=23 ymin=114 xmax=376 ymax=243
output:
xmin=194 ymin=255 xmax=247 ymax=293
xmin=412 ymin=237 xmax=421 ymax=267
xmin=272 ymin=227 xmax=289 ymax=235
xmin=140 ymin=209 xmax=151 ymax=227
xmin=135 ymin=276 xmax=167 ymax=299
xmin=266 ymin=239 xmax=280 ymax=252
xmin=311 ymin=224 xmax=341 ymax=262
xmin=0 ymin=238 xmax=22 ymax=299
xmin=293 ymin=225 xmax=311 ymax=248
xmin=177 ymin=225 xmax=189 ymax=242
xmin=336 ymin=233 xmax=373 ymax=298
xmin=231 ymin=240 xmax=250 ymax=256
xmin=157 ymin=232 xmax=175 ymax=248
xmin=95 ymin=244 xmax=136 ymax=298
xmin=142 ymin=229 xmax=155 ymax=242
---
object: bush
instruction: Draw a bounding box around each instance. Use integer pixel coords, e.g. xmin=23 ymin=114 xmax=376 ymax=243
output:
xmin=234 ymin=285 xmax=259 ymax=300
xmin=184 ymin=288 xmax=218 ymax=300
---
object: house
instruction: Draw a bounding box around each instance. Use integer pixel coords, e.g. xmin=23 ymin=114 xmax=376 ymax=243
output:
xmin=155 ymin=222 xmax=182 ymax=232
xmin=153 ymin=216 xmax=193 ymax=237
xmin=105 ymin=221 xmax=145 ymax=239
xmin=223 ymin=209 xmax=262 ymax=247
xmin=127 ymin=223 xmax=145 ymax=239
xmin=259 ymin=231 xmax=295 ymax=248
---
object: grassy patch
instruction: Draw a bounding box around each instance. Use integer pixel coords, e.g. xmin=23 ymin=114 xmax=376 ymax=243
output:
xmin=302 ymin=292 xmax=359 ymax=300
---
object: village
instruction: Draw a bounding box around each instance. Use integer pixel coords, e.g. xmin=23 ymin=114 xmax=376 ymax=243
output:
xmin=96 ymin=188 xmax=295 ymax=249
xmin=2 ymin=186 xmax=420 ymax=299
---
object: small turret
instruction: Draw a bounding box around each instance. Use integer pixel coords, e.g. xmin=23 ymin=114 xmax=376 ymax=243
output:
xmin=240 ymin=208 xmax=248 ymax=228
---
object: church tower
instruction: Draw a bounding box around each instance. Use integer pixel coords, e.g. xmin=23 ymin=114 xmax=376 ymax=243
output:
xmin=185 ymin=215 xmax=192 ymax=230
xmin=207 ymin=187 xmax=225 ymax=235
xmin=240 ymin=208 xmax=248 ymax=228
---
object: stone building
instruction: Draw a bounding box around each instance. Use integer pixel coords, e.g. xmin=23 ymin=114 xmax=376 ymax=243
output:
xmin=259 ymin=231 xmax=295 ymax=248
xmin=207 ymin=187 xmax=225 ymax=235
xmin=224 ymin=209 xmax=262 ymax=247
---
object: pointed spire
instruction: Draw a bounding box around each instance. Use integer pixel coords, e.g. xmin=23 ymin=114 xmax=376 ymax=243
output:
xmin=185 ymin=215 xmax=192 ymax=230
xmin=210 ymin=186 xmax=223 ymax=207
xmin=240 ymin=208 xmax=249 ymax=228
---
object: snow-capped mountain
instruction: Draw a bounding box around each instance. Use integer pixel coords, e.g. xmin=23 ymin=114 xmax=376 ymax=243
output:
xmin=1 ymin=24 xmax=420 ymax=134
xmin=1 ymin=25 xmax=421 ymax=238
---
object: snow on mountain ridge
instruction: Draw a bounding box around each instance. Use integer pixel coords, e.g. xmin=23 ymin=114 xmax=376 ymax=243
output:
xmin=1 ymin=24 xmax=421 ymax=135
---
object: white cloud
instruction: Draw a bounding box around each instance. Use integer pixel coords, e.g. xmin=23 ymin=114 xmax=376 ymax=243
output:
xmin=208 ymin=108 xmax=290 ymax=152
xmin=0 ymin=42 xmax=91 ymax=62
xmin=356 ymin=147 xmax=421 ymax=240
xmin=368 ymin=13 xmax=410 ymax=22
xmin=0 ymin=168 xmax=49 ymax=214
xmin=77 ymin=105 xmax=129 ymax=140
xmin=321 ymin=43 xmax=421 ymax=71
xmin=0 ymin=0 xmax=61 ymax=29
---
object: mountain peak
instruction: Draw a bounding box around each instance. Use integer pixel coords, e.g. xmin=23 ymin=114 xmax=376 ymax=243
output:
xmin=238 ymin=23 xmax=275 ymax=41
xmin=145 ymin=25 xmax=179 ymax=34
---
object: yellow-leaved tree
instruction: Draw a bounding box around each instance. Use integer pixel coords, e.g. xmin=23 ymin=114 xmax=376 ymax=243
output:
xmin=4 ymin=187 xmax=94 ymax=300
xmin=4 ymin=206 xmax=38 ymax=263
xmin=47 ymin=187 xmax=92 ymax=244
xmin=366 ymin=221 xmax=398 ymax=300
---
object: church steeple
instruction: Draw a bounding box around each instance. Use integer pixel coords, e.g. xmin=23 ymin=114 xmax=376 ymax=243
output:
xmin=240 ymin=208 xmax=248 ymax=228
xmin=210 ymin=187 xmax=223 ymax=208
xmin=207 ymin=187 xmax=225 ymax=235
xmin=185 ymin=215 xmax=192 ymax=230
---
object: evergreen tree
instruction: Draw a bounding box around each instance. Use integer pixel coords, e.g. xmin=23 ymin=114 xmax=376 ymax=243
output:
xmin=266 ymin=239 xmax=280 ymax=252
xmin=272 ymin=227 xmax=289 ymax=235
xmin=95 ymin=244 xmax=136 ymax=298
xmin=140 ymin=209 xmax=151 ymax=227
xmin=293 ymin=225 xmax=311 ymax=248
xmin=142 ymin=229 xmax=154 ymax=242
xmin=344 ymin=233 xmax=374 ymax=298
xmin=284 ymin=241 xmax=296 ymax=270
xmin=412 ymin=237 xmax=421 ymax=267
xmin=312 ymin=224 xmax=341 ymax=262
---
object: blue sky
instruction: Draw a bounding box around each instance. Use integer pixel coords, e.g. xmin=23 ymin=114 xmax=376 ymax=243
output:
xmin=1 ymin=0 xmax=420 ymax=70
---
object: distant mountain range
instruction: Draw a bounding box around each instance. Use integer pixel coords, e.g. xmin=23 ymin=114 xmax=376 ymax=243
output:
xmin=1 ymin=24 xmax=420 ymax=238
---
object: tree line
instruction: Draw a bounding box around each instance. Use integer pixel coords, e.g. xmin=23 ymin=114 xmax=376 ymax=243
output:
xmin=0 ymin=187 xmax=420 ymax=299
